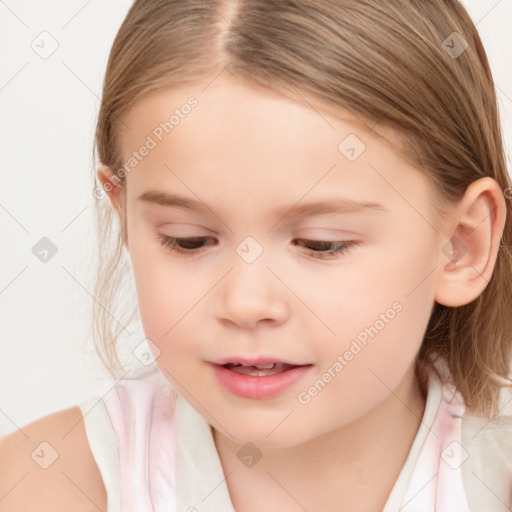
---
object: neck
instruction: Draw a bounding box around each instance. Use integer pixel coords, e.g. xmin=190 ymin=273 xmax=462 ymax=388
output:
xmin=212 ymin=362 xmax=427 ymax=512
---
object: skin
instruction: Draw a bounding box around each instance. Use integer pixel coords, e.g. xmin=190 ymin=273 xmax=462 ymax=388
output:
xmin=98 ymin=73 xmax=506 ymax=511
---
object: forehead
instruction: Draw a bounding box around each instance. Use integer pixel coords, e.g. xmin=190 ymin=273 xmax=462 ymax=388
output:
xmin=119 ymin=74 xmax=349 ymax=163
xmin=118 ymin=74 xmax=435 ymax=220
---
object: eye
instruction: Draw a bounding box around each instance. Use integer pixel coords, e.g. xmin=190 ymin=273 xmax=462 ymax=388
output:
xmin=293 ymin=239 xmax=359 ymax=259
xmin=158 ymin=235 xmax=214 ymax=255
xmin=158 ymin=234 xmax=359 ymax=259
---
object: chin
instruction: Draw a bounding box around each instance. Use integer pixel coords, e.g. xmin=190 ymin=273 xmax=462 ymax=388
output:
xmin=211 ymin=412 xmax=320 ymax=449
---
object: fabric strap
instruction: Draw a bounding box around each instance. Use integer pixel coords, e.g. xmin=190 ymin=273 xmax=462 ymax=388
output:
xmin=400 ymin=357 xmax=470 ymax=510
xmin=102 ymin=370 xmax=178 ymax=512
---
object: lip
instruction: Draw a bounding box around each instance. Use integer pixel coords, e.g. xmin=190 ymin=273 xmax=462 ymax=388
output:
xmin=210 ymin=362 xmax=313 ymax=400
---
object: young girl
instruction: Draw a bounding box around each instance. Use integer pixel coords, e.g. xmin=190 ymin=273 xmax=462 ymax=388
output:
xmin=2 ymin=0 xmax=512 ymax=510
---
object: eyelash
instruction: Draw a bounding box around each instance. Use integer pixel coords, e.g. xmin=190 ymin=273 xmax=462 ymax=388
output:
xmin=157 ymin=235 xmax=359 ymax=259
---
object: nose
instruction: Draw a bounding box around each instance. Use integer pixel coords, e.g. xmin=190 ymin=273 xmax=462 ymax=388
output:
xmin=215 ymin=257 xmax=289 ymax=329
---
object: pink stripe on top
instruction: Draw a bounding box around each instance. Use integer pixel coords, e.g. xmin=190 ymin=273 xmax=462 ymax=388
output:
xmin=103 ymin=368 xmax=178 ymax=512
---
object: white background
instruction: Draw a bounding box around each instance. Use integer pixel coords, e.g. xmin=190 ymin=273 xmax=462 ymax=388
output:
xmin=1 ymin=0 xmax=511 ymax=436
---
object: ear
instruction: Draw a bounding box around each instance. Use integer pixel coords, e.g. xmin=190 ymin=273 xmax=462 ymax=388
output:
xmin=96 ymin=164 xmax=128 ymax=248
xmin=96 ymin=164 xmax=123 ymax=215
xmin=435 ymin=177 xmax=507 ymax=307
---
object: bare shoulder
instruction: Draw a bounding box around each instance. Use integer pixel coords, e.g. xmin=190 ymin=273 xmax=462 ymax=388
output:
xmin=0 ymin=406 xmax=107 ymax=512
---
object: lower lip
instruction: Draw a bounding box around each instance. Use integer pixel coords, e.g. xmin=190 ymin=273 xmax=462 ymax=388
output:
xmin=210 ymin=363 xmax=313 ymax=399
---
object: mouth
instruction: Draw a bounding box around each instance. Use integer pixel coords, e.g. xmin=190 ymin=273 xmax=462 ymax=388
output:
xmin=222 ymin=362 xmax=299 ymax=376
xmin=210 ymin=358 xmax=313 ymax=399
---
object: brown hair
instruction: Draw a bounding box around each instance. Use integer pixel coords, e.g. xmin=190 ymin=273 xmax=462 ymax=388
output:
xmin=92 ymin=0 xmax=512 ymax=417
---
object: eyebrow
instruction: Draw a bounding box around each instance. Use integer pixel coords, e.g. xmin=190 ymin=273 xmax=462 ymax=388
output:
xmin=138 ymin=190 xmax=387 ymax=218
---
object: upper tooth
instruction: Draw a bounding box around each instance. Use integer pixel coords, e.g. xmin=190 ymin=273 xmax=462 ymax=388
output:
xmin=229 ymin=362 xmax=278 ymax=369
xmin=253 ymin=363 xmax=276 ymax=369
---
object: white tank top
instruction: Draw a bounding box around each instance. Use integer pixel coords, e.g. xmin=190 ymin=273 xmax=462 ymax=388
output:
xmin=79 ymin=359 xmax=512 ymax=511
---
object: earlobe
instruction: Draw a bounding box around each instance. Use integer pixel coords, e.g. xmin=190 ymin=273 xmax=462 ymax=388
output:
xmin=434 ymin=177 xmax=507 ymax=307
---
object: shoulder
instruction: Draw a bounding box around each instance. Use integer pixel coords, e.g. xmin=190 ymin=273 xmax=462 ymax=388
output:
xmin=0 ymin=406 xmax=107 ymax=512
xmin=461 ymin=411 xmax=512 ymax=505
xmin=462 ymin=411 xmax=512 ymax=442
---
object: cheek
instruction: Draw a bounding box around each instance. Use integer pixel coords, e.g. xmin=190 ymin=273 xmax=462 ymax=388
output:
xmin=295 ymin=231 xmax=437 ymax=405
xmin=130 ymin=257 xmax=208 ymax=382
xmin=295 ymin=290 xmax=432 ymax=436
xmin=127 ymin=230 xmax=201 ymax=344
xmin=290 ymin=230 xmax=437 ymax=351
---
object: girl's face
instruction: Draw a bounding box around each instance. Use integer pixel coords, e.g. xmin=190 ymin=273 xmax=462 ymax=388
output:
xmin=119 ymin=74 xmax=448 ymax=447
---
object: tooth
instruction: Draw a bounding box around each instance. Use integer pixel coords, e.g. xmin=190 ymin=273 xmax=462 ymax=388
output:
xmin=254 ymin=363 xmax=276 ymax=369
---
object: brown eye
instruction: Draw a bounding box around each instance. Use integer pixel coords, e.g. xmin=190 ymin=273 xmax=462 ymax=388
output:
xmin=158 ymin=235 xmax=214 ymax=254
xmin=293 ymin=239 xmax=359 ymax=259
